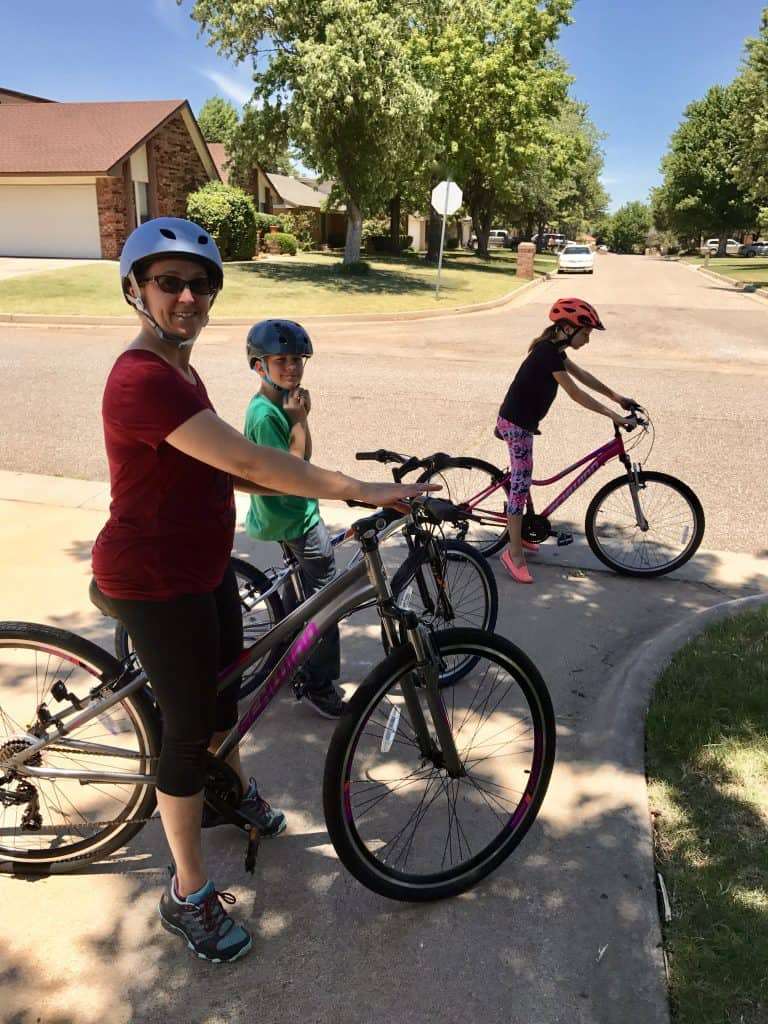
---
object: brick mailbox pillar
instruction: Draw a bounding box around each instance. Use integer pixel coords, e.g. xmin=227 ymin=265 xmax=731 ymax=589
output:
xmin=516 ymin=241 xmax=536 ymax=280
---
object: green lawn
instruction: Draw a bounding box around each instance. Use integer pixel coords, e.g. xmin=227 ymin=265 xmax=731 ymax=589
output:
xmin=683 ymin=255 xmax=768 ymax=289
xmin=646 ymin=607 xmax=768 ymax=1023
xmin=0 ymin=250 xmax=555 ymax=317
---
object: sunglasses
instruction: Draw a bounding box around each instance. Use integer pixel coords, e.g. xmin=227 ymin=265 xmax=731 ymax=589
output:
xmin=139 ymin=274 xmax=216 ymax=296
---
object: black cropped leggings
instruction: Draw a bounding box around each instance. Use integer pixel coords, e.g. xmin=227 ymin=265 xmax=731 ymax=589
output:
xmin=91 ymin=567 xmax=242 ymax=797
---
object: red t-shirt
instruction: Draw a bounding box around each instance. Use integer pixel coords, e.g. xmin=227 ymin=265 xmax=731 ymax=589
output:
xmin=92 ymin=349 xmax=235 ymax=600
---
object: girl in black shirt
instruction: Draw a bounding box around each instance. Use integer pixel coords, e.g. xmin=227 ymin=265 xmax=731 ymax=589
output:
xmin=497 ymin=297 xmax=638 ymax=583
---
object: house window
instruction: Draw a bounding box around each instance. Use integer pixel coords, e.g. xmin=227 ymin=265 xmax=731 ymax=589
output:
xmin=134 ymin=181 xmax=150 ymax=224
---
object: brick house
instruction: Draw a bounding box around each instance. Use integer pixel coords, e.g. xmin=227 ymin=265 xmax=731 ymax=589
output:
xmin=0 ymin=93 xmax=219 ymax=258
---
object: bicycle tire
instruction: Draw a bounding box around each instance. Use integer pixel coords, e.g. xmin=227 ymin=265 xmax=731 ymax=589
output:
xmin=585 ymin=471 xmax=705 ymax=577
xmin=0 ymin=621 xmax=159 ymax=874
xmin=323 ymin=627 xmax=555 ymax=902
xmin=114 ymin=557 xmax=286 ymax=700
xmin=387 ymin=539 xmax=499 ymax=686
xmin=415 ymin=457 xmax=509 ymax=557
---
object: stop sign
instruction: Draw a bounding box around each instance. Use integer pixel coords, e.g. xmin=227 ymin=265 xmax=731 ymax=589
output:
xmin=431 ymin=180 xmax=463 ymax=216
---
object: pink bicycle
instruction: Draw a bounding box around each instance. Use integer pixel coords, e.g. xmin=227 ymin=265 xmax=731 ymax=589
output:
xmin=394 ymin=409 xmax=705 ymax=578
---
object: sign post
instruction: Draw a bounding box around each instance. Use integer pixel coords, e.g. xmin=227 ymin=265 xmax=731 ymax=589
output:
xmin=431 ymin=179 xmax=463 ymax=298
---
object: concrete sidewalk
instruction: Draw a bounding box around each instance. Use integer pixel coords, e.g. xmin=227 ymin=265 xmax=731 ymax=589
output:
xmin=1 ymin=472 xmax=765 ymax=1024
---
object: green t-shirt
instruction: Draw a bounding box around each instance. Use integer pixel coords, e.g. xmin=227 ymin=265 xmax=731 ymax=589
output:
xmin=243 ymin=393 xmax=320 ymax=542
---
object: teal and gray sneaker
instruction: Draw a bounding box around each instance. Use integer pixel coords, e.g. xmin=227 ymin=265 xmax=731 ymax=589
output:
xmin=202 ymin=777 xmax=287 ymax=837
xmin=158 ymin=873 xmax=252 ymax=963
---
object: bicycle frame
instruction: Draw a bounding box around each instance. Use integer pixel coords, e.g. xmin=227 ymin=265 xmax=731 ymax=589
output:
xmin=11 ymin=512 xmax=457 ymax=784
xmin=467 ymin=433 xmax=628 ymax=523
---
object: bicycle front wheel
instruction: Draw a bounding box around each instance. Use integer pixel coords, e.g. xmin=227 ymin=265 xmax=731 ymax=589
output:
xmin=389 ymin=539 xmax=499 ymax=686
xmin=585 ymin=471 xmax=705 ymax=577
xmin=323 ymin=628 xmax=555 ymax=901
xmin=416 ymin=458 xmax=509 ymax=557
xmin=0 ymin=622 xmax=159 ymax=873
xmin=114 ymin=556 xmax=285 ymax=699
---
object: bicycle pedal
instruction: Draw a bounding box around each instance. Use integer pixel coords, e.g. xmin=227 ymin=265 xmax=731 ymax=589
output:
xmin=244 ymin=826 xmax=260 ymax=874
xmin=556 ymin=532 xmax=573 ymax=547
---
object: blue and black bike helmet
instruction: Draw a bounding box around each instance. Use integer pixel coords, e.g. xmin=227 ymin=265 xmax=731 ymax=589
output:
xmin=119 ymin=217 xmax=223 ymax=347
xmin=246 ymin=320 xmax=313 ymax=389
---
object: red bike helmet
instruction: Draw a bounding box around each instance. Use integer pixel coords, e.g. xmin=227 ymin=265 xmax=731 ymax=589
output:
xmin=548 ymin=297 xmax=605 ymax=331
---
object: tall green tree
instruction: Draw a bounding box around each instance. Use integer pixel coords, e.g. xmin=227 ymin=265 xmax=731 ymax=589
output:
xmin=417 ymin=0 xmax=573 ymax=259
xmin=501 ymin=98 xmax=608 ymax=246
xmin=655 ymin=84 xmax=756 ymax=255
xmin=732 ymin=9 xmax=768 ymax=210
xmin=607 ymin=201 xmax=651 ymax=254
xmin=190 ymin=0 xmax=433 ymax=264
xmin=197 ymin=95 xmax=239 ymax=144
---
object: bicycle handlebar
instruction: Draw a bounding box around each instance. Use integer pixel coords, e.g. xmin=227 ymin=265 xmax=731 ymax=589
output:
xmin=355 ymin=449 xmax=410 ymax=464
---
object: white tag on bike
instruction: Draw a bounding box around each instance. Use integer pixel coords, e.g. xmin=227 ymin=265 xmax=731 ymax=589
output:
xmin=381 ymin=706 xmax=401 ymax=753
xmin=400 ymin=585 xmax=414 ymax=611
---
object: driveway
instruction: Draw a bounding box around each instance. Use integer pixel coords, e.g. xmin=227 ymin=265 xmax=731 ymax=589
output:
xmin=0 ymin=256 xmax=103 ymax=280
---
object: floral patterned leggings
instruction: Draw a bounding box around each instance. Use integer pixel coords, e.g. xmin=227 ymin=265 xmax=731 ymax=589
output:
xmin=496 ymin=415 xmax=534 ymax=516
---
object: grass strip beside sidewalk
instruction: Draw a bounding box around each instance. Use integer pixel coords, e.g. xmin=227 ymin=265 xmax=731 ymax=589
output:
xmin=682 ymin=255 xmax=768 ymax=289
xmin=646 ymin=607 xmax=768 ymax=1023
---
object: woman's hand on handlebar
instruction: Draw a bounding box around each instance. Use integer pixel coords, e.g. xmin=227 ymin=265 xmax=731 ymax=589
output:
xmin=611 ymin=411 xmax=637 ymax=430
xmin=355 ymin=480 xmax=441 ymax=513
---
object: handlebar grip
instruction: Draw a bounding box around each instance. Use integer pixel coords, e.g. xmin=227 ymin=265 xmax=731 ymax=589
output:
xmin=355 ymin=451 xmax=385 ymax=462
xmin=345 ymin=499 xmax=378 ymax=509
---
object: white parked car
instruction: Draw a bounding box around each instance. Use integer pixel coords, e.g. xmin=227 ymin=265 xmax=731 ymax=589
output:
xmin=705 ymin=238 xmax=741 ymax=256
xmin=557 ymin=243 xmax=595 ymax=274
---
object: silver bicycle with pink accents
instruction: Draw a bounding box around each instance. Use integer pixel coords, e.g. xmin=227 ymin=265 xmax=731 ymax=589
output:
xmin=0 ymin=497 xmax=554 ymax=902
xmin=395 ymin=408 xmax=705 ymax=578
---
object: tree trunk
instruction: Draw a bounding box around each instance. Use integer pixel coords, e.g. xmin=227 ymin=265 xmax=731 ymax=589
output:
xmin=717 ymin=232 xmax=727 ymax=257
xmin=536 ymin=221 xmax=546 ymax=252
xmin=473 ymin=206 xmax=492 ymax=258
xmin=426 ymin=203 xmax=442 ymax=263
xmin=389 ymin=195 xmax=401 ymax=253
xmin=344 ymin=200 xmax=363 ymax=264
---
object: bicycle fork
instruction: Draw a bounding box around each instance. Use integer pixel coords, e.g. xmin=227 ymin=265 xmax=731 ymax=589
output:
xmin=404 ymin=622 xmax=465 ymax=778
xmin=626 ymin=464 xmax=650 ymax=531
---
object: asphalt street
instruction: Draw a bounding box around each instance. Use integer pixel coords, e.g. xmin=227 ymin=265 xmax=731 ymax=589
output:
xmin=1 ymin=253 xmax=766 ymax=554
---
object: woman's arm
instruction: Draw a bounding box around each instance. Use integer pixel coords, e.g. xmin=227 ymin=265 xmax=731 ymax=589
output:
xmin=166 ymin=409 xmax=431 ymax=505
xmin=554 ymin=370 xmax=631 ymax=426
xmin=231 ymin=477 xmax=284 ymax=495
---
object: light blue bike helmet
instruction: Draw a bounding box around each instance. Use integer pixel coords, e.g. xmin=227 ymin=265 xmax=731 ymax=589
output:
xmin=119 ymin=217 xmax=223 ymax=347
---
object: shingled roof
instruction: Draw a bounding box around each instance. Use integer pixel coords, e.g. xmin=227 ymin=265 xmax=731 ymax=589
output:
xmin=0 ymin=99 xmax=189 ymax=175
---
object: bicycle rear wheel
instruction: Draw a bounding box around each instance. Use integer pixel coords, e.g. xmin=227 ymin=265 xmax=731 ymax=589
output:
xmin=585 ymin=471 xmax=705 ymax=577
xmin=388 ymin=539 xmax=499 ymax=686
xmin=0 ymin=622 xmax=159 ymax=873
xmin=415 ymin=458 xmax=509 ymax=557
xmin=323 ymin=628 xmax=555 ymax=901
xmin=114 ymin=557 xmax=285 ymax=699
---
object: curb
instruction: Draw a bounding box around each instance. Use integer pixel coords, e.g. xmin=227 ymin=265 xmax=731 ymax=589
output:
xmin=691 ymin=264 xmax=768 ymax=307
xmin=0 ymin=274 xmax=551 ymax=329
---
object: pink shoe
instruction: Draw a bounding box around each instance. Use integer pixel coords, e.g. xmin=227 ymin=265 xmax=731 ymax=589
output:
xmin=521 ymin=539 xmax=540 ymax=554
xmin=500 ymin=550 xmax=534 ymax=584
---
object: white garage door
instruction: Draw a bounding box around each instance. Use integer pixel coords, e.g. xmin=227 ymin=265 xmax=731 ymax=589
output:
xmin=0 ymin=184 xmax=101 ymax=258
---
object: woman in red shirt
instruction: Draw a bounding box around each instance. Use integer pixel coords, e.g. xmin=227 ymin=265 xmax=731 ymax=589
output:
xmin=92 ymin=218 xmax=431 ymax=963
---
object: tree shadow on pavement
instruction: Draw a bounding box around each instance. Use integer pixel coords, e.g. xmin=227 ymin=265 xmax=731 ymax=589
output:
xmin=3 ymin=526 xmax=764 ymax=1023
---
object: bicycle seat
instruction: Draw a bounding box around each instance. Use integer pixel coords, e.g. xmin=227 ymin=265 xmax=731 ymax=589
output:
xmin=88 ymin=577 xmax=113 ymax=618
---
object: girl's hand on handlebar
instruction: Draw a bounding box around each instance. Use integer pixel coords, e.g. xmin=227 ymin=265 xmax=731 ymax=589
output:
xmin=356 ymin=481 xmax=441 ymax=513
xmin=618 ymin=395 xmax=640 ymax=411
xmin=612 ymin=413 xmax=636 ymax=430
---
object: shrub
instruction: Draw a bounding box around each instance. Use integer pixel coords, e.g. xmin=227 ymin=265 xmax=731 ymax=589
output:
xmin=186 ymin=181 xmax=257 ymax=261
xmin=253 ymin=212 xmax=283 ymax=236
xmin=281 ymin=210 xmax=318 ymax=250
xmin=445 ymin=236 xmax=459 ymax=250
xmin=366 ymin=234 xmax=413 ymax=253
xmin=327 ymin=231 xmax=346 ymax=249
xmin=271 ymin=231 xmax=298 ymax=255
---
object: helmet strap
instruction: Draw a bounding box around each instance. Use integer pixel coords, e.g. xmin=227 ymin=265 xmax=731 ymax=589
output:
xmin=126 ymin=270 xmax=196 ymax=350
xmin=255 ymin=357 xmax=291 ymax=395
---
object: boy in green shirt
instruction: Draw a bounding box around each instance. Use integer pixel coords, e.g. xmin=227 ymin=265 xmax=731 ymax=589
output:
xmin=244 ymin=319 xmax=343 ymax=718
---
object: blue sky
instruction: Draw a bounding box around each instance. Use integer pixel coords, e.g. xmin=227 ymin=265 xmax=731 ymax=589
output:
xmin=2 ymin=0 xmax=765 ymax=210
